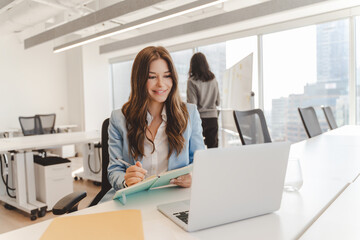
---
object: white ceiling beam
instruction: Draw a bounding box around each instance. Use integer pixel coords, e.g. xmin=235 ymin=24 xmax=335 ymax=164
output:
xmin=24 ymin=0 xmax=167 ymax=49
xmin=0 ymin=0 xmax=23 ymax=14
xmin=30 ymin=0 xmax=68 ymax=10
xmin=0 ymin=0 xmax=14 ymax=9
xmin=98 ymin=0 xmax=343 ymax=54
xmin=53 ymin=0 xmax=228 ymax=53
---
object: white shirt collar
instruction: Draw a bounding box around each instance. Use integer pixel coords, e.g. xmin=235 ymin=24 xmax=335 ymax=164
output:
xmin=146 ymin=106 xmax=167 ymax=126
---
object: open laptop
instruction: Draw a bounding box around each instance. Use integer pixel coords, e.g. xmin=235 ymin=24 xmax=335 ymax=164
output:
xmin=157 ymin=142 xmax=290 ymax=232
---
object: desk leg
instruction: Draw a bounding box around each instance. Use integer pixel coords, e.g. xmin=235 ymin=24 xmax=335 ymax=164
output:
xmin=0 ymin=152 xmax=39 ymax=220
xmin=14 ymin=152 xmax=27 ymax=207
xmin=24 ymin=151 xmax=47 ymax=215
xmin=75 ymin=143 xmax=101 ymax=182
xmin=0 ymin=153 xmax=13 ymax=198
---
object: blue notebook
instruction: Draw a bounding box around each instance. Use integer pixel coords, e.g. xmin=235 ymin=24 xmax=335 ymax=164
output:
xmin=113 ymin=164 xmax=193 ymax=204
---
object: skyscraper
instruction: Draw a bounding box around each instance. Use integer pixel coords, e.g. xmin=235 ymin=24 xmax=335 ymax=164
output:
xmin=270 ymin=19 xmax=349 ymax=142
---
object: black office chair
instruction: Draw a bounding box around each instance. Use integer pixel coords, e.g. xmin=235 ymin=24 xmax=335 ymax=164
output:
xmin=233 ymin=109 xmax=272 ymax=145
xmin=18 ymin=116 xmax=42 ymax=136
xmin=298 ymin=107 xmax=322 ymax=138
xmin=321 ymin=106 xmax=338 ymax=130
xmin=19 ymin=114 xmax=57 ymax=158
xmin=36 ymin=114 xmax=56 ymax=134
xmin=19 ymin=114 xmax=56 ymax=136
xmin=53 ymin=118 xmax=111 ymax=214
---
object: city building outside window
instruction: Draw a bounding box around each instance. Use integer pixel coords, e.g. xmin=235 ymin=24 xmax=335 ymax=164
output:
xmin=263 ymin=19 xmax=349 ymax=142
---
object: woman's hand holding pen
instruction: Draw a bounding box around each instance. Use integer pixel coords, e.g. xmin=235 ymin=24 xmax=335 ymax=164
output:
xmin=170 ymin=173 xmax=192 ymax=188
xmin=124 ymin=162 xmax=148 ymax=187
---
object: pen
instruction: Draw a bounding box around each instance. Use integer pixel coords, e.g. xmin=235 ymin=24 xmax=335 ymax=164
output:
xmin=116 ymin=158 xmax=148 ymax=177
xmin=116 ymin=158 xmax=133 ymax=168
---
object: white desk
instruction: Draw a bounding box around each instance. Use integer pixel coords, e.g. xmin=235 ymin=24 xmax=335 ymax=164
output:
xmin=0 ymin=128 xmax=19 ymax=138
xmin=0 ymin=179 xmax=348 ymax=240
xmin=55 ymin=124 xmax=78 ymax=133
xmin=0 ymin=131 xmax=99 ymax=152
xmin=1 ymin=126 xmax=359 ymax=239
xmin=300 ymin=175 xmax=360 ymax=240
xmin=290 ymin=125 xmax=360 ymax=184
xmin=0 ymin=131 xmax=100 ymax=220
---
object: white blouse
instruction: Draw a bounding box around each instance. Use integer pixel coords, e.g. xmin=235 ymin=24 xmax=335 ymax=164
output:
xmin=142 ymin=107 xmax=169 ymax=176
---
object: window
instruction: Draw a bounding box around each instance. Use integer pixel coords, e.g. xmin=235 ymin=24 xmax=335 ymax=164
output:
xmin=111 ymin=60 xmax=133 ymax=110
xmin=263 ymin=19 xmax=349 ymax=142
xmin=109 ymin=18 xmax=353 ymax=145
xmin=356 ymin=17 xmax=360 ymax=124
xmin=170 ymin=49 xmax=193 ymax=101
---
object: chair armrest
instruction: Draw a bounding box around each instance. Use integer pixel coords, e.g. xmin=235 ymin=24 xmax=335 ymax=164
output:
xmin=52 ymin=191 xmax=87 ymax=215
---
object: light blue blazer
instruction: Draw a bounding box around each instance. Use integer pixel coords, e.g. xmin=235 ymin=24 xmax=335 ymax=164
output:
xmin=107 ymin=103 xmax=205 ymax=191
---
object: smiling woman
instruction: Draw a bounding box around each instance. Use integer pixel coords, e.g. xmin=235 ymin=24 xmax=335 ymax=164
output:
xmin=147 ymin=58 xmax=173 ymax=108
xmin=100 ymin=46 xmax=205 ymax=202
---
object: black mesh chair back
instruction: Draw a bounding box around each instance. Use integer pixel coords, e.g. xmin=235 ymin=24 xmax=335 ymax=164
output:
xmin=233 ymin=109 xmax=272 ymax=145
xmin=298 ymin=107 xmax=322 ymax=138
xmin=36 ymin=114 xmax=56 ymax=134
xmin=18 ymin=116 xmax=42 ymax=136
xmin=89 ymin=118 xmax=111 ymax=207
xmin=321 ymin=106 xmax=338 ymax=130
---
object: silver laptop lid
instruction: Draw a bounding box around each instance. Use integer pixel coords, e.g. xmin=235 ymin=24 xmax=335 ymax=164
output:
xmin=188 ymin=142 xmax=290 ymax=231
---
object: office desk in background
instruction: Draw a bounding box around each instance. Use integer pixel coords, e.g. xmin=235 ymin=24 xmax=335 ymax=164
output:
xmin=56 ymin=124 xmax=77 ymax=133
xmin=1 ymin=126 xmax=360 ymax=239
xmin=0 ymin=131 xmax=100 ymax=220
xmin=0 ymin=128 xmax=20 ymax=138
xmin=52 ymin=125 xmax=79 ymax=158
xmin=0 ymin=124 xmax=78 ymax=138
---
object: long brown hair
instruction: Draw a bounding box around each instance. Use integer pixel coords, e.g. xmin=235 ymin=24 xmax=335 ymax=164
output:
xmin=122 ymin=46 xmax=189 ymax=160
xmin=189 ymin=52 xmax=215 ymax=82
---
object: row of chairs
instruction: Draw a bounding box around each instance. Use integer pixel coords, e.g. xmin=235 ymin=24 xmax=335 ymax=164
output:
xmin=298 ymin=106 xmax=337 ymax=138
xmin=19 ymin=114 xmax=56 ymax=136
xmin=233 ymin=106 xmax=337 ymax=145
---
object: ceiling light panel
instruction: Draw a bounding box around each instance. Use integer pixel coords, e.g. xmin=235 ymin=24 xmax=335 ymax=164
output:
xmin=184 ymin=2 xmax=224 ymax=18
xmin=153 ymin=0 xmax=195 ymax=10
xmin=53 ymin=0 xmax=229 ymax=53
xmin=25 ymin=0 xmax=168 ymax=49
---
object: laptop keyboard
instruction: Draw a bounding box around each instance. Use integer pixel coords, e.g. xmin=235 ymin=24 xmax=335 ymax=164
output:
xmin=173 ymin=210 xmax=189 ymax=224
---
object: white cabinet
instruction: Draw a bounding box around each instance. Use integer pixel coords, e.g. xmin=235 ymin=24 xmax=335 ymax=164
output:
xmin=34 ymin=157 xmax=73 ymax=210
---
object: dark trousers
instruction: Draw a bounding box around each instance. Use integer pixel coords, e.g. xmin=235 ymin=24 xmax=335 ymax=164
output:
xmin=201 ymin=117 xmax=218 ymax=148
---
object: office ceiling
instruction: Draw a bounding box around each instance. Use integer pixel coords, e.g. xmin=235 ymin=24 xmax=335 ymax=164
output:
xmin=0 ymin=0 xmax=267 ymax=48
xmin=1 ymin=0 xmax=360 ymax=55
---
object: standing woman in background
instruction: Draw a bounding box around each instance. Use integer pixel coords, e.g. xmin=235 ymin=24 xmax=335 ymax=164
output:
xmin=187 ymin=52 xmax=220 ymax=148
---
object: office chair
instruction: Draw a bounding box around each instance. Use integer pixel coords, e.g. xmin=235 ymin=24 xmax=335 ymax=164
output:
xmin=18 ymin=116 xmax=42 ymax=136
xmin=36 ymin=114 xmax=56 ymax=134
xmin=298 ymin=107 xmax=322 ymax=138
xmin=321 ymin=106 xmax=338 ymax=130
xmin=233 ymin=109 xmax=272 ymax=145
xmin=53 ymin=118 xmax=111 ymax=214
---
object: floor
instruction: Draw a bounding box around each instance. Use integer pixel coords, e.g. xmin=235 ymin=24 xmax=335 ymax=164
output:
xmin=0 ymin=157 xmax=101 ymax=234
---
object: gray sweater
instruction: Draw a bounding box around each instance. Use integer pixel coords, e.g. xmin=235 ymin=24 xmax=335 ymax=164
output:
xmin=187 ymin=77 xmax=220 ymax=118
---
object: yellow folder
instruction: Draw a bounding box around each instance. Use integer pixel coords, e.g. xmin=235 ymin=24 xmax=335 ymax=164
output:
xmin=40 ymin=209 xmax=144 ymax=240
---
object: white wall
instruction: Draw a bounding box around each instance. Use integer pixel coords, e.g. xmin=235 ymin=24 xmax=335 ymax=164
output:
xmin=0 ymin=34 xmax=114 ymax=133
xmin=0 ymin=34 xmax=69 ymax=129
